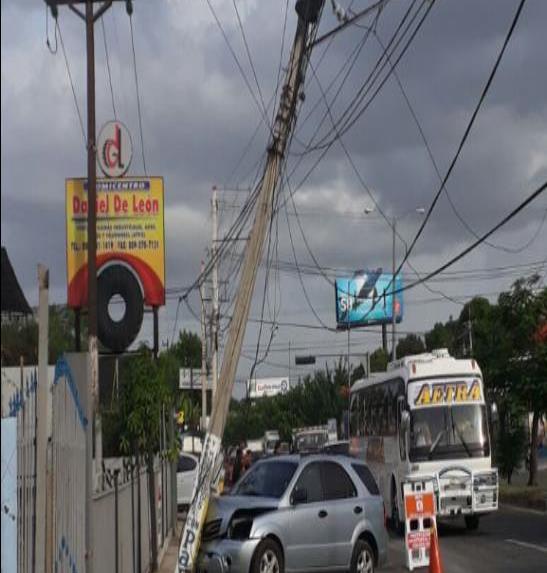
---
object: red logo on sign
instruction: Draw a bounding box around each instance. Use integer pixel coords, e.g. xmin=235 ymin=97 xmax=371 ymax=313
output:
xmin=103 ymin=124 xmax=124 ymax=170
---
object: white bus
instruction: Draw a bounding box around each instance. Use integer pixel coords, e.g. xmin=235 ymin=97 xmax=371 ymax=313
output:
xmin=349 ymin=348 xmax=498 ymax=531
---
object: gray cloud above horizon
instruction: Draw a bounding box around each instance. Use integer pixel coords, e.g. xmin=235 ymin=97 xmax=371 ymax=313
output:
xmin=2 ymin=0 xmax=546 ymax=388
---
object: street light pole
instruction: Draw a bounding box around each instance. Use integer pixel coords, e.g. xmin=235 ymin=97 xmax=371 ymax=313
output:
xmin=363 ymin=206 xmax=425 ymax=363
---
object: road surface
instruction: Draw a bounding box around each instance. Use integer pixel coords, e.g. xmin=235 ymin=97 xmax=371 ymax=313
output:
xmin=384 ymin=505 xmax=547 ymax=572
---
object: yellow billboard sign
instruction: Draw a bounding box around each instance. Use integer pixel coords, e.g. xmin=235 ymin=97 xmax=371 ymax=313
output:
xmin=65 ymin=177 xmax=165 ymax=308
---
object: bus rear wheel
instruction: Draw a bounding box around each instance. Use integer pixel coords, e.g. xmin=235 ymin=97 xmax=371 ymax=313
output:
xmin=465 ymin=515 xmax=479 ymax=531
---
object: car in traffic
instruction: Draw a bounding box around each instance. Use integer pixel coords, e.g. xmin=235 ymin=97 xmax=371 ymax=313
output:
xmin=177 ymin=452 xmax=199 ymax=507
xmin=197 ymin=454 xmax=387 ymax=573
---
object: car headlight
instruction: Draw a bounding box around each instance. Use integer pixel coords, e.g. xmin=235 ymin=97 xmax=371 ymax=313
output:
xmin=227 ymin=516 xmax=253 ymax=540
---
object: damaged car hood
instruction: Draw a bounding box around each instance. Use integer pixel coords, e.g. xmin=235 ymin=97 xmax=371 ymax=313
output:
xmin=202 ymin=495 xmax=279 ymax=540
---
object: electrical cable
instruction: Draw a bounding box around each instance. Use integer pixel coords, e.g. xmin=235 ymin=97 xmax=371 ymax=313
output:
xmin=391 ymin=180 xmax=547 ymax=298
xmin=232 ymin=0 xmax=269 ymax=124
xmin=128 ymin=10 xmax=147 ymax=174
xmin=205 ymin=0 xmax=273 ymax=136
xmin=390 ymin=0 xmax=529 ymax=287
xmin=366 ymin=23 xmax=545 ymax=255
xmin=305 ymin=0 xmax=433 ymax=152
xmin=101 ymin=15 xmax=117 ymax=120
xmin=57 ymin=19 xmax=87 ymax=146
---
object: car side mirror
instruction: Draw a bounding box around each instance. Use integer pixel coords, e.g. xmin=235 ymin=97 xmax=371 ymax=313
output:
xmin=291 ymin=486 xmax=307 ymax=505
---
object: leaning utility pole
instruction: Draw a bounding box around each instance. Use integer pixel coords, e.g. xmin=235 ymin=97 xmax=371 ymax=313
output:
xmin=211 ymin=186 xmax=219 ymax=401
xmin=177 ymin=2 xmax=325 ymax=571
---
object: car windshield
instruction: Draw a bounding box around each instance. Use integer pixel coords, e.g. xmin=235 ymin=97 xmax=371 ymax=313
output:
xmin=232 ymin=461 xmax=297 ymax=498
xmin=409 ymin=404 xmax=490 ymax=462
xmin=296 ymin=433 xmax=327 ymax=452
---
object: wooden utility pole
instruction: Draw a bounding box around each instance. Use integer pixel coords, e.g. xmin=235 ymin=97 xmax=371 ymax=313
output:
xmin=45 ymin=3 xmax=128 ymax=572
xmin=211 ymin=187 xmax=219 ymax=402
xmin=177 ymin=2 xmax=325 ymax=571
xmin=199 ymin=261 xmax=208 ymax=432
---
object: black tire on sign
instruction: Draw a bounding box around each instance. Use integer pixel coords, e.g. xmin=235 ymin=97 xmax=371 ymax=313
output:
xmin=97 ymin=265 xmax=144 ymax=352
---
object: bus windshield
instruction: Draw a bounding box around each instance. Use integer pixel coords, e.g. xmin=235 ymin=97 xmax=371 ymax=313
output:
xmin=409 ymin=404 xmax=490 ymax=462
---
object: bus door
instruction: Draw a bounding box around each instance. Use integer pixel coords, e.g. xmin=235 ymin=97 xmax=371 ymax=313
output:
xmin=397 ymin=396 xmax=407 ymax=462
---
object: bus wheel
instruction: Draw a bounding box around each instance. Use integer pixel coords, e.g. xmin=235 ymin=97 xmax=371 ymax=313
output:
xmin=465 ymin=515 xmax=479 ymax=531
xmin=390 ymin=482 xmax=403 ymax=535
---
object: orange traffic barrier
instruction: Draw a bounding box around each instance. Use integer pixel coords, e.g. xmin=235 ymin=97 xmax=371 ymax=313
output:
xmin=429 ymin=523 xmax=443 ymax=573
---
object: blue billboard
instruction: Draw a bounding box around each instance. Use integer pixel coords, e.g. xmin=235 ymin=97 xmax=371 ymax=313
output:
xmin=335 ymin=269 xmax=403 ymax=329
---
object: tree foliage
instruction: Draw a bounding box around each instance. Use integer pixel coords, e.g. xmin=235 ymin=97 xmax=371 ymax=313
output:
xmin=1 ymin=304 xmax=87 ymax=365
xmin=396 ymin=333 xmax=425 ymax=358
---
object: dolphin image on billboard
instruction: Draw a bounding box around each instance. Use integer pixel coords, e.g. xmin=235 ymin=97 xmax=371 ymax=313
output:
xmin=335 ymin=269 xmax=403 ymax=329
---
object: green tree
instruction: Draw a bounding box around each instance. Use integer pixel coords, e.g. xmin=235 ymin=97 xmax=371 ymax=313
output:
xmin=396 ymin=333 xmax=425 ymax=358
xmin=496 ymin=276 xmax=547 ymax=486
xmin=1 ymin=304 xmax=86 ymax=366
xmin=496 ymin=402 xmax=527 ymax=484
xmin=170 ymin=330 xmax=201 ymax=368
xmin=425 ymin=320 xmax=456 ymax=354
xmin=117 ymin=349 xmax=176 ymax=571
xmin=369 ymin=347 xmax=388 ymax=372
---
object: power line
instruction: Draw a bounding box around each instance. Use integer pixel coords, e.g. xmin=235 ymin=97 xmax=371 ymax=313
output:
xmin=205 ymin=0 xmax=273 ymax=136
xmin=364 ymin=21 xmax=544 ymax=256
xmin=299 ymin=0 xmax=431 ymax=154
xmin=56 ymin=18 xmax=87 ymax=146
xmin=393 ymin=0 xmax=528 ymax=284
xmin=101 ymin=15 xmax=117 ymax=120
xmin=128 ymin=7 xmax=147 ymax=174
xmin=231 ymin=0 xmax=268 ymax=123
xmin=396 ymin=181 xmax=547 ymax=297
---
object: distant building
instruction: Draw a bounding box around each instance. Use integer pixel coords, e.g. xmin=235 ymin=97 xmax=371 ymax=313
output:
xmin=1 ymin=246 xmax=32 ymax=323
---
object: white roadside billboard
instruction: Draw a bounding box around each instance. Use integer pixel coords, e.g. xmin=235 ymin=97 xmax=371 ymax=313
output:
xmin=179 ymin=368 xmax=210 ymax=390
xmin=247 ymin=377 xmax=290 ymax=399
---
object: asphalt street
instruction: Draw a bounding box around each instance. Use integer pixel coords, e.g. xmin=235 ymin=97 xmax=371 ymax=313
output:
xmin=383 ymin=505 xmax=547 ymax=573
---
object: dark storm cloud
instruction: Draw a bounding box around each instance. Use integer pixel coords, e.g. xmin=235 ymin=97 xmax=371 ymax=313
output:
xmin=2 ymin=0 xmax=546 ymax=376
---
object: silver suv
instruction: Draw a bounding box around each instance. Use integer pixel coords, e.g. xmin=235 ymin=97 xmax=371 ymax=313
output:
xmin=197 ymin=454 xmax=388 ymax=573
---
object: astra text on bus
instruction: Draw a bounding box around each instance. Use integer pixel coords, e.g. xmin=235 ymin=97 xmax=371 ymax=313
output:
xmin=349 ymin=348 xmax=498 ymax=531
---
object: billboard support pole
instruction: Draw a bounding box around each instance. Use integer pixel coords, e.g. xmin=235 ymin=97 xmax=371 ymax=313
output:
xmin=391 ymin=217 xmax=397 ymax=361
xmin=153 ymin=306 xmax=159 ymax=359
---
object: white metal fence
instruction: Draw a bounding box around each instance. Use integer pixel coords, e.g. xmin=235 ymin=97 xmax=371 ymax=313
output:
xmin=51 ymin=357 xmax=88 ymax=573
xmin=93 ymin=456 xmax=175 ymax=573
xmin=11 ymin=369 xmax=38 ymax=573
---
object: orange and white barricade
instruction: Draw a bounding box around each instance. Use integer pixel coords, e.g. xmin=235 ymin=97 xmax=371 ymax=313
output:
xmin=403 ymin=479 xmax=436 ymax=570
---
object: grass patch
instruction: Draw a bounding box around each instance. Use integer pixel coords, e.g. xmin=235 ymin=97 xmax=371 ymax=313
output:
xmin=499 ymin=471 xmax=547 ymax=511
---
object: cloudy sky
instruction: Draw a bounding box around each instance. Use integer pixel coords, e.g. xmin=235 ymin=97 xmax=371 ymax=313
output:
xmin=2 ymin=0 xmax=546 ymax=390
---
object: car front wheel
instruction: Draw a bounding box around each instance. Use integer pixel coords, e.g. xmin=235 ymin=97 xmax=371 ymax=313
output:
xmin=251 ymin=538 xmax=284 ymax=573
xmin=350 ymin=539 xmax=375 ymax=573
